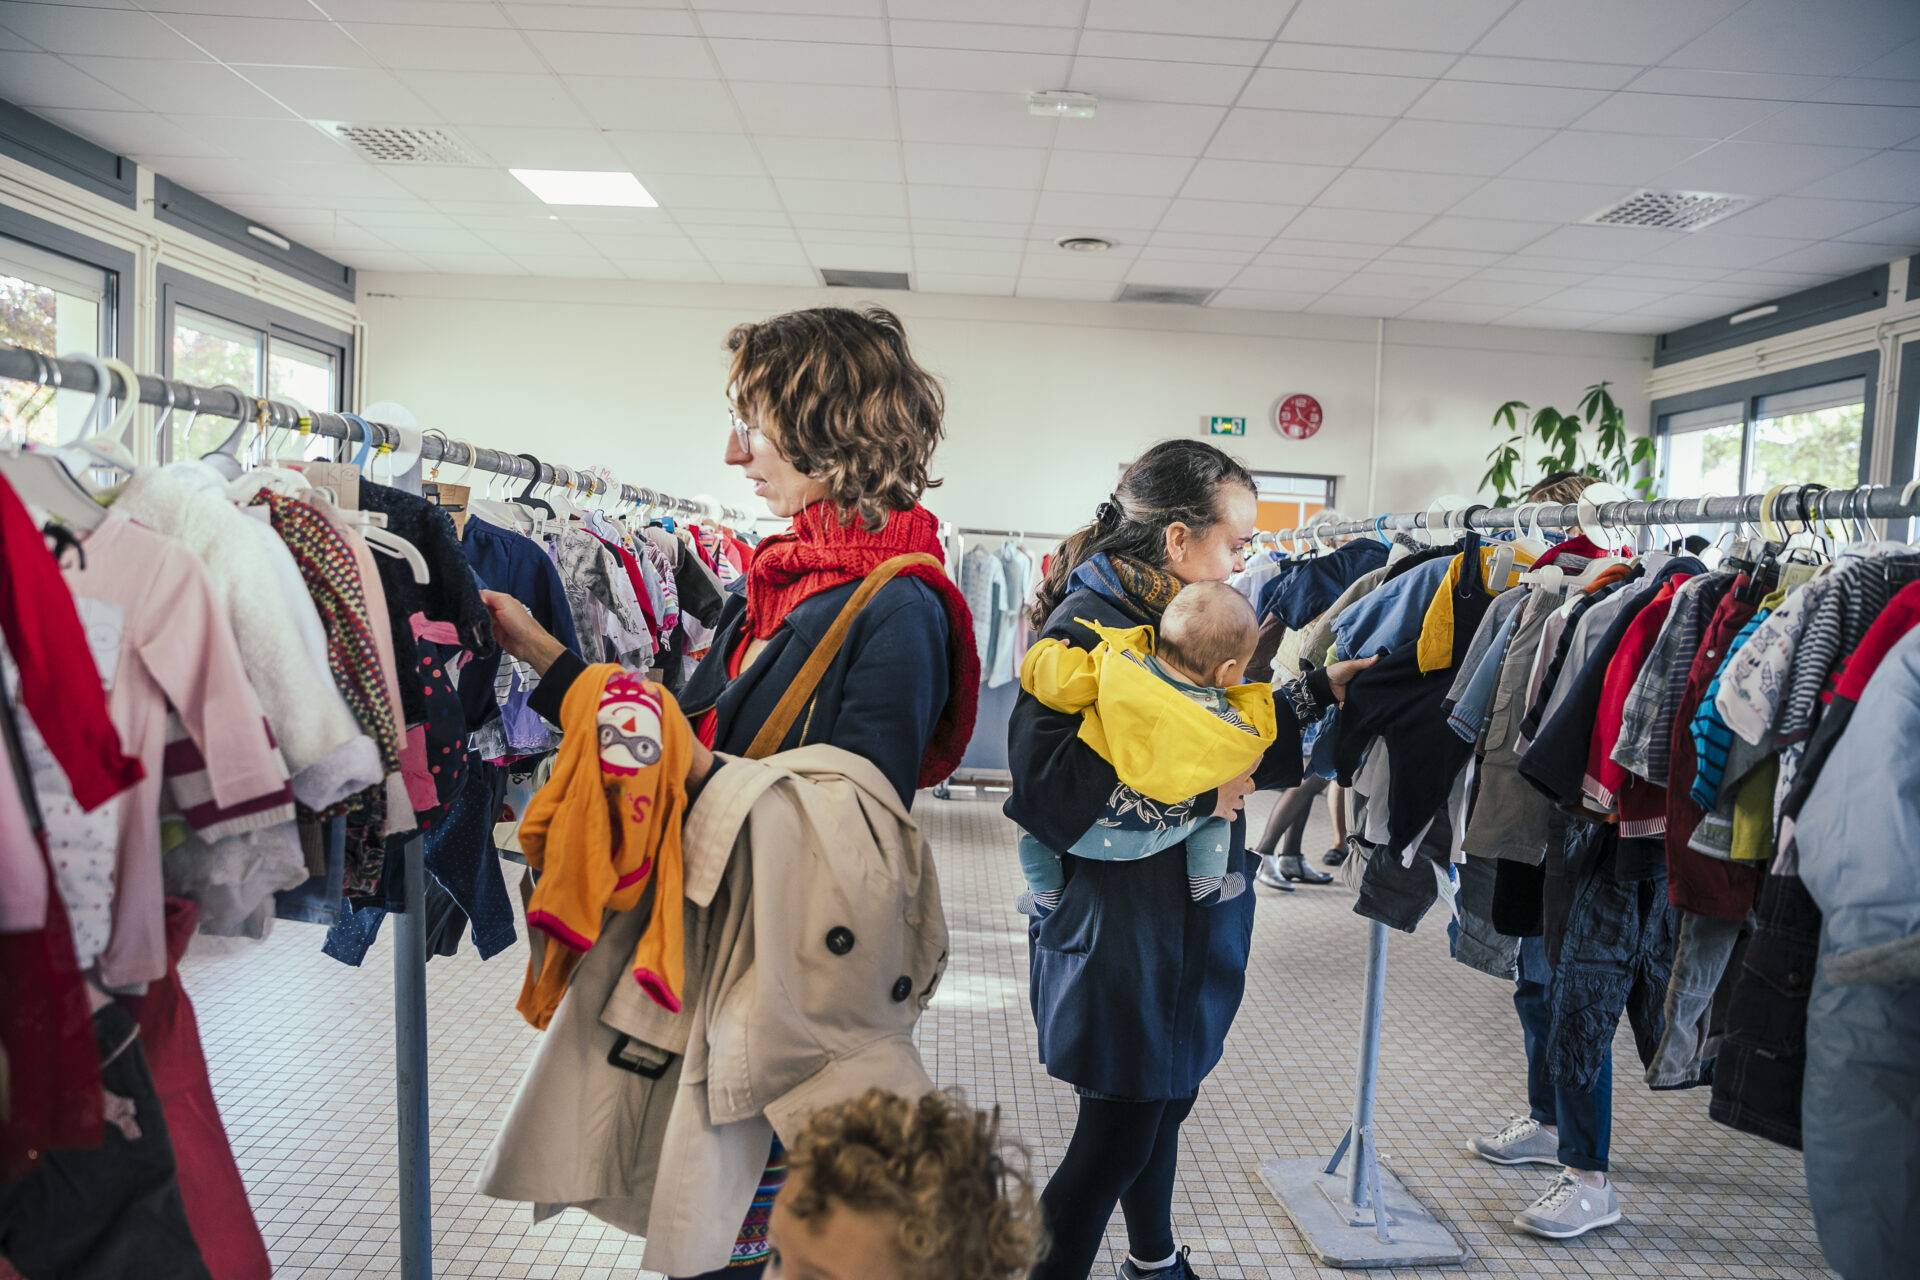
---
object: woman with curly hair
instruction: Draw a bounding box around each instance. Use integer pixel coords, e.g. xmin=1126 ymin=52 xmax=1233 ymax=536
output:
xmin=768 ymin=1088 xmax=1044 ymax=1280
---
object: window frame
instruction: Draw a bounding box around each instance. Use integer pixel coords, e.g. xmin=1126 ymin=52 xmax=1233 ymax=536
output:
xmin=0 ymin=202 xmax=134 ymax=361
xmin=1651 ymin=351 xmax=1880 ymax=498
xmin=157 ymin=265 xmax=353 ymax=461
xmin=1250 ymin=468 xmax=1339 ymax=533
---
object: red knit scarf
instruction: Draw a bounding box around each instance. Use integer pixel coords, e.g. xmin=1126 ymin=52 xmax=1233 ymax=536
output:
xmin=746 ymin=501 xmax=979 ymax=788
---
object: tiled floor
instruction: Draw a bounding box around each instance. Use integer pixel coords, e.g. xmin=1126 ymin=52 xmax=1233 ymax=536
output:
xmin=181 ymin=792 xmax=1835 ymax=1280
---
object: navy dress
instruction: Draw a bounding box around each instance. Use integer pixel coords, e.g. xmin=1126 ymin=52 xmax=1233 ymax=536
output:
xmin=1006 ymin=587 xmax=1319 ymax=1100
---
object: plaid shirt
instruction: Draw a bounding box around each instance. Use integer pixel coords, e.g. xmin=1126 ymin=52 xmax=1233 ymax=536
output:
xmin=1613 ymin=571 xmax=1734 ymax=786
xmin=1689 ymin=609 xmax=1770 ymax=809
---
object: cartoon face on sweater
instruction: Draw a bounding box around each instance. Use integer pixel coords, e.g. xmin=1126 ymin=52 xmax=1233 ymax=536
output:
xmin=598 ymin=673 xmax=664 ymax=775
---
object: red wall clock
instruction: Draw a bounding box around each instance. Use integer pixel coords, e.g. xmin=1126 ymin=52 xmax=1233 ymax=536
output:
xmin=1274 ymin=393 xmax=1323 ymax=441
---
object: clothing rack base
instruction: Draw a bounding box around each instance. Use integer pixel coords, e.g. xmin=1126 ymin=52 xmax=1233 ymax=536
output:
xmin=1258 ymin=922 xmax=1463 ymax=1269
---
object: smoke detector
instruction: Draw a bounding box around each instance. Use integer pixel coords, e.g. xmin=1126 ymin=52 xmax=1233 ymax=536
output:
xmin=1055 ymin=235 xmax=1114 ymax=253
xmin=1582 ymin=189 xmax=1751 ymax=232
xmin=317 ymin=123 xmax=480 ymax=166
xmin=1114 ymin=283 xmax=1216 ymax=306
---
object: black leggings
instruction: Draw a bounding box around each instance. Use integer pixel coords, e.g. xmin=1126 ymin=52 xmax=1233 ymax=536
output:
xmin=1255 ymin=773 xmax=1331 ymax=859
xmin=1032 ymin=1094 xmax=1196 ymax=1280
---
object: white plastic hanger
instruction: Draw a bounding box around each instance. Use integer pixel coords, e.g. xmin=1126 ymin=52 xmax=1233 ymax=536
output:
xmin=66 ymin=353 xmax=139 ymax=477
xmin=0 ymin=352 xmax=107 ymax=531
xmin=196 ymin=384 xmax=256 ymax=480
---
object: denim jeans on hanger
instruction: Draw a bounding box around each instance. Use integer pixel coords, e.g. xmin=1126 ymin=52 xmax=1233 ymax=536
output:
xmin=1514 ymin=935 xmax=1611 ymax=1173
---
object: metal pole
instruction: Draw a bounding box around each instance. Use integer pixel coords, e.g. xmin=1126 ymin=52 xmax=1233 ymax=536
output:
xmin=393 ymin=835 xmax=432 ymax=1280
xmin=1346 ymin=921 xmax=1389 ymax=1211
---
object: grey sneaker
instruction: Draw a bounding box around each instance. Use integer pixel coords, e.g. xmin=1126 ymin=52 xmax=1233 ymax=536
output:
xmin=1514 ymin=1170 xmax=1621 ymax=1240
xmin=1469 ymin=1115 xmax=1559 ymax=1166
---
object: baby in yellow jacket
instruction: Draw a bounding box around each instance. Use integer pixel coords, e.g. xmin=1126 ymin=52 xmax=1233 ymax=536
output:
xmin=1018 ymin=581 xmax=1275 ymax=915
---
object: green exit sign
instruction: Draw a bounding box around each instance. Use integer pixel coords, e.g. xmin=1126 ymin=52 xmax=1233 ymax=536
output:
xmin=1208 ymin=415 xmax=1246 ymax=437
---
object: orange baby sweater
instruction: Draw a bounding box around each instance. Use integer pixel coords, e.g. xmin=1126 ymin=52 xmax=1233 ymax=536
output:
xmin=516 ymin=664 xmax=691 ymax=1029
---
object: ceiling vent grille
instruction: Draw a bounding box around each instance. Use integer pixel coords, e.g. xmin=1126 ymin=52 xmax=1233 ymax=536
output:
xmin=819 ymin=268 xmax=911 ymax=290
xmin=1583 ymin=189 xmax=1751 ymax=232
xmin=1114 ymin=283 xmax=1216 ymax=306
xmin=321 ymin=123 xmax=479 ymax=166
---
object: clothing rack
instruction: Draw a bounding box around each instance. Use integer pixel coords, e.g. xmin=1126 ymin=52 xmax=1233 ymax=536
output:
xmin=0 ymin=343 xmax=751 ymax=525
xmin=0 ymin=342 xmax=752 ymax=1280
xmin=950 ymin=524 xmax=1068 ymax=542
xmin=1255 ymin=479 xmax=1920 ymax=1270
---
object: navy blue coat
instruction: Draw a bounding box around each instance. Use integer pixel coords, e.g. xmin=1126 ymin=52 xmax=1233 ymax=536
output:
xmin=532 ymin=574 xmax=950 ymax=806
xmin=1005 ymin=587 xmax=1312 ymax=1099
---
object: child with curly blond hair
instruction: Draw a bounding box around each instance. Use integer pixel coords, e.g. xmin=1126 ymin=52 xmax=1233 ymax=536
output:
xmin=766 ymin=1089 xmax=1044 ymax=1280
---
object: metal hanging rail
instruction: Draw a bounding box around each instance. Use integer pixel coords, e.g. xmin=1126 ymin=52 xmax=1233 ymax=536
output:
xmin=0 ymin=343 xmax=751 ymax=524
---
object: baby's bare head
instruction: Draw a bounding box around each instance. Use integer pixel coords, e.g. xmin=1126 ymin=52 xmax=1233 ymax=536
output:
xmin=1158 ymin=581 xmax=1259 ymax=687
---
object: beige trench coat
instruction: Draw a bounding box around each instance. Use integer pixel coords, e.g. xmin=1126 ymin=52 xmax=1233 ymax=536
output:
xmin=478 ymin=744 xmax=949 ymax=1274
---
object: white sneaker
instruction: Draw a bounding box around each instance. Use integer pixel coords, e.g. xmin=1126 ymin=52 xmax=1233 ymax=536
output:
xmin=1468 ymin=1115 xmax=1559 ymax=1166
xmin=1513 ymin=1169 xmax=1621 ymax=1240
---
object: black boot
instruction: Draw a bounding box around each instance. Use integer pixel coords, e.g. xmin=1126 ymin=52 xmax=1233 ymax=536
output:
xmin=1321 ymin=843 xmax=1349 ymax=867
xmin=1275 ymin=853 xmax=1333 ymax=884
xmin=1118 ymin=1245 xmax=1201 ymax=1278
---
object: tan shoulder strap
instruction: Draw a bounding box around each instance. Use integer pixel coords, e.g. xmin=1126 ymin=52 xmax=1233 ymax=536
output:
xmin=744 ymin=552 xmax=945 ymax=761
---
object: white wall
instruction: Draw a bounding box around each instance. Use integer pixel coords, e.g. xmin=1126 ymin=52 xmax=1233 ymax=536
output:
xmin=359 ymin=273 xmax=1652 ymax=535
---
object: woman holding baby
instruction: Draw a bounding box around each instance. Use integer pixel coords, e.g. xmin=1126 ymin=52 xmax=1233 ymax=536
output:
xmin=1008 ymin=440 xmax=1371 ymax=1280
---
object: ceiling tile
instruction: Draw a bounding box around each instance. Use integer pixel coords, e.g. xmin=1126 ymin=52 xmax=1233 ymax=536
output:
xmin=1147 ymin=230 xmax=1274 ymax=252
xmin=582 ymin=232 xmax=704 ymax=259
xmin=237 ymin=66 xmax=437 ymax=120
xmin=1053 ymin=101 xmax=1227 ymax=156
xmin=464 ymin=124 xmax=624 ymax=168
xmin=690 ymin=0 xmax=883 ymax=14
xmin=886 ymin=0 xmax=1083 ymax=24
xmin=407 ymin=252 xmax=527 ymax=275
xmin=1571 ymin=92 xmax=1785 ymax=140
xmin=891 ymin=47 xmax=1071 ymax=94
xmin=1210 ymin=287 xmax=1329 ymax=311
xmin=252 ymin=160 xmax=414 ymax=198
xmin=1135 ymin=245 xmax=1254 ymax=265
xmin=159 ymin=13 xmax=377 ymax=66
xmin=1652 ymin=140 xmax=1878 ymax=197
xmin=1086 ymin=0 xmax=1295 ymax=40
xmin=1503 ymin=307 xmax=1619 ymax=328
xmin=1 ymin=4 xmax=204 ymax=58
xmin=674 ymin=211 xmax=792 ymax=232
xmin=0 ymin=50 xmax=140 ymax=111
xmin=1513 ymin=224 xmax=1687 ymax=261
xmin=915 ymin=247 xmax=1024 ymax=273
xmin=1836 ymin=205 xmax=1920 ymax=244
xmin=801 ymin=241 xmax=914 ymax=271
xmin=1034 ymin=191 xmax=1169 ymax=230
xmin=1181 ymin=158 xmax=1339 ymax=203
xmin=1446 ymin=176 xmax=1634 ymax=223
xmin=370 ymin=225 xmax=494 ymax=253
xmin=404 ymin=69 xmax=592 ymax=126
xmin=1236 ymin=68 xmax=1432 ymax=115
xmin=1017 ymin=278 xmax=1124 ymax=301
xmin=1661 ymin=0 xmax=1920 ymax=76
xmin=1261 ymin=42 xmax=1456 ymax=76
xmin=1308 ymin=295 xmax=1410 ymax=317
xmin=907 ymin=184 xmax=1036 ymax=223
xmin=1626 ymin=67 xmax=1836 ymax=100
xmin=903 ymin=142 xmax=1048 ymax=189
xmin=1851 ymin=35 xmax=1920 ymax=79
xmin=757 ymin=136 xmax=902 ymax=182
xmin=693 ymin=237 xmax=810 ymax=265
xmin=1405 ymin=216 xmax=1555 ymax=252
xmin=913 ymin=271 xmax=1017 ymax=296
xmin=697 ymin=12 xmax=885 ymax=42
xmin=1399 ymin=299 xmax=1518 ymax=323
xmin=613 ymin=261 xmax=721 ymax=282
xmin=339 ymin=250 xmax=429 ymax=272
xmin=326 ymin=0 xmax=515 ymax=24
xmin=790 ymin=211 xmax=911 ymax=233
xmin=1068 ymin=57 xmax=1255 ymax=107
xmin=1156 ymin=198 xmax=1300 ymax=237
xmin=387 ymin=166 xmax=539 ymax=202
xmin=40 ymin=108 xmax=229 ymax=157
xmin=1015 ymin=252 xmax=1133 ymax=280
xmin=160 ymin=115 xmax=351 ymax=163
xmin=1407 ymin=81 xmax=1609 ymax=128
xmin=1504 ymin=131 xmax=1714 ymax=184
xmin=709 ymin=38 xmax=890 ymax=86
xmin=1444 ymin=55 xmax=1641 ymax=90
xmin=913 ymin=216 xmax=1032 ymax=237
xmin=501 ymin=4 xmax=699 ymax=34
xmin=341 ymin=23 xmax=544 ymax=73
xmin=1231 ymin=264 xmax=1353 ymax=291
xmin=1327 ymin=273 xmax=1448 ymax=300
xmin=571 ymin=78 xmax=740 ymax=132
xmin=1207 ymin=108 xmax=1391 ymax=165
xmin=1808 ymin=149 xmax=1920 ymax=202
xmin=1753 ymin=240 xmax=1908 ymax=276
xmin=730 ymin=83 xmax=894 ymax=139
xmin=496 ymin=253 xmax=613 ymax=278
xmin=154 ymin=157 xmax=299 ymax=198
xmin=1045 ymin=151 xmax=1195 ymax=196
xmin=1374 ymin=244 xmax=1503 ymax=265
xmin=897 ymin=88 xmax=1053 ymax=146
xmin=1739 ymin=102 xmax=1920 ymax=149
xmin=1710 ymin=196 xmax=1908 ymax=241
xmin=1122 ymin=259 xmax=1243 ymax=287
xmin=1436 ymin=278 xmax=1562 ymax=306
xmin=1474 ymin=265 xmax=1596 ymax=284
xmin=1473 ymin=0 xmax=1744 ymax=65
xmin=643 ymin=173 xmax=783 ymax=210
xmin=1312 ymin=168 xmax=1485 ymax=213
xmin=1258 ymin=238 xmax=1382 ymax=260
xmin=1279 ymin=206 xmax=1429 ymax=244
xmin=520 ymin=30 xmax=711 ymax=77
xmin=1350 ymin=256 xmax=1476 ymax=279
xmin=66 ymin=56 xmax=287 ymax=115
xmin=1075 ymin=30 xmax=1269 ymax=65
xmin=889 ymin=19 xmax=1078 ymax=54
xmin=773 ymin=177 xmax=906 ymax=215
xmin=1280 ymin=0 xmax=1514 ymax=52
xmin=1354 ymin=119 xmax=1555 ymax=176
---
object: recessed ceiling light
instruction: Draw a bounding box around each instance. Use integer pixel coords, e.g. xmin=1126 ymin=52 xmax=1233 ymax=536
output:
xmin=509 ymin=168 xmax=658 ymax=208
xmin=1028 ymin=90 xmax=1098 ymax=119
xmin=1056 ymin=235 xmax=1113 ymax=253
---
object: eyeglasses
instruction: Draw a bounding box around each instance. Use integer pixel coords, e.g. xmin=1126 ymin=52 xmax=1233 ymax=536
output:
xmin=727 ymin=403 xmax=758 ymax=456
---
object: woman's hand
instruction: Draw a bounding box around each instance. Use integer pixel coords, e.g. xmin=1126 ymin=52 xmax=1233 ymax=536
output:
xmin=1213 ymin=767 xmax=1257 ymax=821
xmin=481 ymin=589 xmax=569 ymax=674
xmin=1323 ymin=655 xmax=1378 ymax=707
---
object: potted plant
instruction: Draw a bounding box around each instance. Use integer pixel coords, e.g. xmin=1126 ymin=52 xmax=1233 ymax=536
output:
xmin=1480 ymin=380 xmax=1656 ymax=506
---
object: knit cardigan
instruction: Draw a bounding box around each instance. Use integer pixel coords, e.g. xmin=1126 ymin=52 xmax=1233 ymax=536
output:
xmin=114 ymin=463 xmax=378 ymax=808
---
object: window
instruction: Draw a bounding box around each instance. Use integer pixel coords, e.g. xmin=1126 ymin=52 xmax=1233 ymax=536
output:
xmin=1656 ymin=357 xmax=1875 ymax=509
xmin=0 ymin=232 xmax=117 ymax=444
xmin=1252 ymin=471 xmax=1336 ymax=533
xmin=159 ymin=267 xmax=351 ymax=462
xmin=1747 ymin=379 xmax=1866 ymax=494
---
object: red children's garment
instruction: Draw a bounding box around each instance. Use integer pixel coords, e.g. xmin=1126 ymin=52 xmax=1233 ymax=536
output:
xmin=1584 ymin=576 xmax=1688 ymax=821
